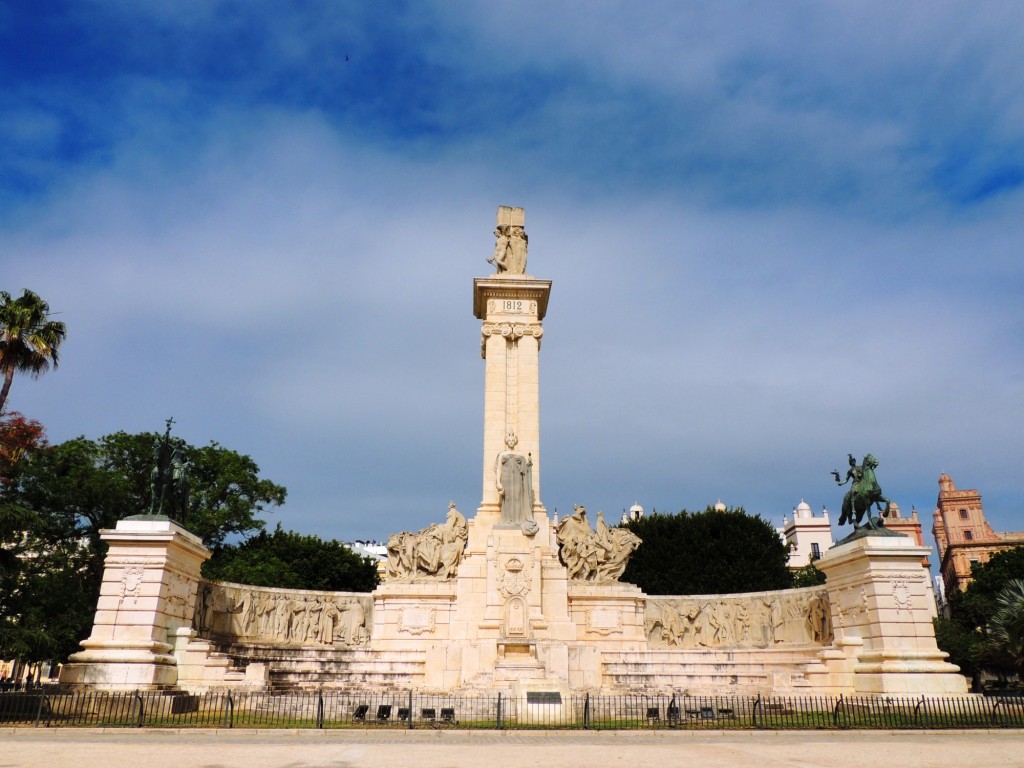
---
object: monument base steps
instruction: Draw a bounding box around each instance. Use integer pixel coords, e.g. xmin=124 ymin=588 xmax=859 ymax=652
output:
xmin=599 ymin=647 xmax=829 ymax=695
xmin=204 ymin=644 xmax=430 ymax=693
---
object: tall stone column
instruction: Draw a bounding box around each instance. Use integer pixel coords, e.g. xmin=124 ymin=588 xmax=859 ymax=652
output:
xmin=446 ymin=207 xmax=574 ymax=694
xmin=472 ymin=255 xmax=551 ymax=539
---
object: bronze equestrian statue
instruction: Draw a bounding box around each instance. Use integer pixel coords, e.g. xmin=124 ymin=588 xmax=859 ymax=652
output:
xmin=832 ymin=453 xmax=891 ymax=530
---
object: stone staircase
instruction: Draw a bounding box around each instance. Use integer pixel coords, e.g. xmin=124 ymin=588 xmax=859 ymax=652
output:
xmin=600 ymin=647 xmax=830 ymax=694
xmin=173 ymin=629 xmax=263 ymax=690
xmin=212 ymin=644 xmax=429 ymax=692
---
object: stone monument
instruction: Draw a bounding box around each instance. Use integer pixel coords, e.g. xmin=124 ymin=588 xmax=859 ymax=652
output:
xmin=61 ymin=208 xmax=967 ymax=699
xmin=815 ymin=453 xmax=967 ymax=694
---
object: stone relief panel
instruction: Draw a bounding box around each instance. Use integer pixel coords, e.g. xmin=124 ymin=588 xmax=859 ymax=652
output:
xmin=499 ymin=556 xmax=532 ymax=638
xmin=119 ymin=566 xmax=145 ymax=606
xmin=194 ymin=581 xmax=372 ymax=648
xmin=386 ymin=502 xmax=468 ymax=582
xmin=645 ymin=589 xmax=832 ymax=650
xmin=585 ymin=607 xmax=623 ymax=636
xmin=498 ymin=556 xmax=532 ymax=600
xmin=397 ymin=606 xmax=437 ymax=636
xmin=555 ymin=505 xmax=641 ymax=582
xmin=891 ymin=579 xmax=913 ymax=613
xmin=833 ymin=585 xmax=868 ymax=628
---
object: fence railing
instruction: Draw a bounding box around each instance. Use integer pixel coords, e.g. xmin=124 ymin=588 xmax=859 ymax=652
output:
xmin=1 ymin=690 xmax=1022 ymax=730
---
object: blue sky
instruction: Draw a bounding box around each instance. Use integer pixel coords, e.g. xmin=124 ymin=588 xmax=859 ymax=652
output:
xmin=2 ymin=2 xmax=1022 ymax=560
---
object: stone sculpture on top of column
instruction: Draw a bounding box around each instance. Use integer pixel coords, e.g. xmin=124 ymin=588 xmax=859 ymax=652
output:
xmin=148 ymin=417 xmax=190 ymax=527
xmin=831 ymin=453 xmax=900 ymax=540
xmin=487 ymin=206 xmax=528 ymax=275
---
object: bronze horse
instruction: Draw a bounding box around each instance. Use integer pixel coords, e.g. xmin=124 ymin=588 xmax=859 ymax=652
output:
xmin=833 ymin=454 xmax=891 ymax=529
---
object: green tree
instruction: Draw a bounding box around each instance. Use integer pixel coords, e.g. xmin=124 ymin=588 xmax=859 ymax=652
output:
xmin=988 ymin=579 xmax=1024 ymax=678
xmin=933 ymin=616 xmax=981 ymax=679
xmin=620 ymin=506 xmax=793 ymax=595
xmin=792 ymin=561 xmax=827 ymax=588
xmin=948 ymin=547 xmax=1024 ymax=634
xmin=203 ymin=524 xmax=379 ymax=592
xmin=0 ymin=290 xmax=67 ymax=414
xmin=0 ymin=413 xmax=63 ymax=660
xmin=0 ymin=431 xmax=286 ymax=661
xmin=936 ymin=546 xmax=1024 ymax=681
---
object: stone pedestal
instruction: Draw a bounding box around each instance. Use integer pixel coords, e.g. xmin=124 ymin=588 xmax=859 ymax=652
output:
xmin=59 ymin=517 xmax=210 ymax=690
xmin=817 ymin=534 xmax=968 ymax=694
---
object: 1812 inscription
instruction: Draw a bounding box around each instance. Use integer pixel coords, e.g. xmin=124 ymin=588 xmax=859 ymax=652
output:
xmin=489 ymin=299 xmax=536 ymax=315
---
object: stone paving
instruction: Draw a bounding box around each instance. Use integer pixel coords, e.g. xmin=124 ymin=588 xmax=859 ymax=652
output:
xmin=3 ymin=728 xmax=1024 ymax=768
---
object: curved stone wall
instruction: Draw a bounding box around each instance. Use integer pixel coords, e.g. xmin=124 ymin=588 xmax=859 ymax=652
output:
xmin=194 ymin=579 xmax=373 ymax=649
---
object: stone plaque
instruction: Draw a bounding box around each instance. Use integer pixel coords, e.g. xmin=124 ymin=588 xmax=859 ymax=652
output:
xmin=488 ymin=298 xmax=537 ymax=315
xmin=526 ymin=691 xmax=562 ymax=704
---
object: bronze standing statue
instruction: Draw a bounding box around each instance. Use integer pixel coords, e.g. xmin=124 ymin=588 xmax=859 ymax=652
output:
xmin=149 ymin=418 xmax=190 ymax=526
xmin=832 ymin=453 xmax=890 ymax=531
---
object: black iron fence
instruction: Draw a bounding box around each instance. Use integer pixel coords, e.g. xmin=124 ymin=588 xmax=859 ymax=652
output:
xmin=1 ymin=690 xmax=1022 ymax=730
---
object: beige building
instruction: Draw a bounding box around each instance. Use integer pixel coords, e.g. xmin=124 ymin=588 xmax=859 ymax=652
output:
xmin=778 ymin=500 xmax=833 ymax=569
xmin=883 ymin=502 xmax=928 ymax=567
xmin=931 ymin=473 xmax=1024 ymax=595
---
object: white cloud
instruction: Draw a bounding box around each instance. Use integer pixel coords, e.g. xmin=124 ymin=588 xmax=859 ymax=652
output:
xmin=3 ymin=3 xmax=1023 ymax=550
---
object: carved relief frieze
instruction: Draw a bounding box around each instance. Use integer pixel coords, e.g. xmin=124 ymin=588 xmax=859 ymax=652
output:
xmin=872 ymin=570 xmax=926 ymax=584
xmin=646 ymin=589 xmax=832 ymax=649
xmin=194 ymin=581 xmax=371 ymax=648
xmin=109 ymin=557 xmax=161 ymax=566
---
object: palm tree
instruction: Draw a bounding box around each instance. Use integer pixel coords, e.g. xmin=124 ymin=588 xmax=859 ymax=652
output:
xmin=0 ymin=290 xmax=67 ymax=414
xmin=989 ymin=579 xmax=1024 ymax=679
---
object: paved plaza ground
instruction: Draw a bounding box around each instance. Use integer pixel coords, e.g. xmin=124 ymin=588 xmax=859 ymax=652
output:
xmin=3 ymin=728 xmax=1023 ymax=768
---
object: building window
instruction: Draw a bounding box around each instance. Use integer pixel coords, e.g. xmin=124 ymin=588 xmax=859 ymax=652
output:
xmin=811 ymin=543 xmax=821 ymax=560
xmin=959 ymin=509 xmax=969 ymax=519
xmin=964 ymin=530 xmax=973 ymax=541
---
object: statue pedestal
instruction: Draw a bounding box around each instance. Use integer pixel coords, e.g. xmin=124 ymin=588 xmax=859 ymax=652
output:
xmin=59 ymin=517 xmax=210 ymax=690
xmin=817 ymin=535 xmax=967 ymax=694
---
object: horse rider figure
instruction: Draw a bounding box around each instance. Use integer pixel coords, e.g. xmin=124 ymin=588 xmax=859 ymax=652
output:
xmin=832 ymin=453 xmax=891 ymax=530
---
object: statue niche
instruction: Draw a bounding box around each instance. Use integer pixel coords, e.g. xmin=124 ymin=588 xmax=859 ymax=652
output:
xmin=554 ymin=505 xmax=641 ymax=582
xmin=386 ymin=502 xmax=468 ymax=581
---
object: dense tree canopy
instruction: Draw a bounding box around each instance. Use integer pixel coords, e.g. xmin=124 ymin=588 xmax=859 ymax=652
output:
xmin=620 ymin=506 xmax=794 ymax=595
xmin=203 ymin=524 xmax=379 ymax=593
xmin=0 ymin=429 xmax=287 ymax=661
xmin=935 ymin=546 xmax=1024 ymax=681
xmin=0 ymin=412 xmax=51 ymax=659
